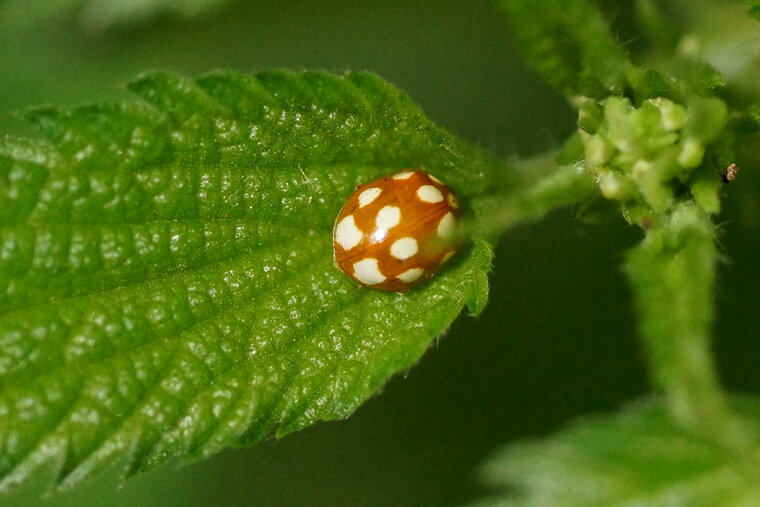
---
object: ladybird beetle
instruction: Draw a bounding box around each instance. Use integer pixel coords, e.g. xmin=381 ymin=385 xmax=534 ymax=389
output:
xmin=333 ymin=170 xmax=461 ymax=292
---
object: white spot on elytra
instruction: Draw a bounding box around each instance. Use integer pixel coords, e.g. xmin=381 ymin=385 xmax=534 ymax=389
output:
xmin=371 ymin=229 xmax=387 ymax=242
xmin=429 ymin=174 xmax=443 ymax=184
xmin=335 ymin=215 xmax=362 ymax=250
xmin=375 ymin=205 xmax=401 ymax=230
xmin=417 ymin=185 xmax=443 ymax=203
xmin=441 ymin=251 xmax=455 ymax=264
xmin=437 ymin=212 xmax=456 ymax=239
xmin=353 ymin=258 xmax=386 ymax=285
xmin=393 ymin=171 xmax=414 ymax=180
xmin=447 ymin=193 xmax=459 ymax=209
xmin=398 ymin=268 xmax=424 ymax=283
xmin=358 ymin=187 xmax=382 ymax=207
xmin=390 ymin=237 xmax=418 ymax=260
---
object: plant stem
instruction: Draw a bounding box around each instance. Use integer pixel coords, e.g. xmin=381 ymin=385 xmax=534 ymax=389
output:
xmin=624 ymin=203 xmax=751 ymax=447
xmin=468 ymin=163 xmax=597 ymax=238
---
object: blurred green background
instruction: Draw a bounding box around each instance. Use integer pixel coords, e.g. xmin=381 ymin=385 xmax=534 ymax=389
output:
xmin=1 ymin=0 xmax=757 ymax=505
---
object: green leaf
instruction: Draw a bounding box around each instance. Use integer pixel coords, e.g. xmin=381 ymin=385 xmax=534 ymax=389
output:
xmin=496 ymin=0 xmax=628 ymax=97
xmin=476 ymin=397 xmax=760 ymax=506
xmin=0 ymin=70 xmax=515 ymax=490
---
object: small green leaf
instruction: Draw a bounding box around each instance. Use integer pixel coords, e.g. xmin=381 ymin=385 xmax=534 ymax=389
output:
xmin=0 ymin=70 xmax=515 ymax=490
xmin=496 ymin=0 xmax=628 ymax=97
xmin=476 ymin=397 xmax=760 ymax=506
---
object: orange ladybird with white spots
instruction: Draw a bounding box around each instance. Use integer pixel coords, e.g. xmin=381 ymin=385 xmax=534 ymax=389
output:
xmin=333 ymin=170 xmax=461 ymax=292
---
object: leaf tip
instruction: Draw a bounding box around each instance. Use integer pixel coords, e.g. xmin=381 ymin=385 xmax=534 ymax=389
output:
xmin=461 ymin=239 xmax=494 ymax=316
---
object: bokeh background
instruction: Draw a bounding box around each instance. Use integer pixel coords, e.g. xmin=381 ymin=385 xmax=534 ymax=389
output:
xmin=0 ymin=0 xmax=757 ymax=505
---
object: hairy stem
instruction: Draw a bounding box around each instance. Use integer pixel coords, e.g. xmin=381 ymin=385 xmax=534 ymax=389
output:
xmin=624 ymin=203 xmax=750 ymax=447
xmin=468 ymin=163 xmax=597 ymax=238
